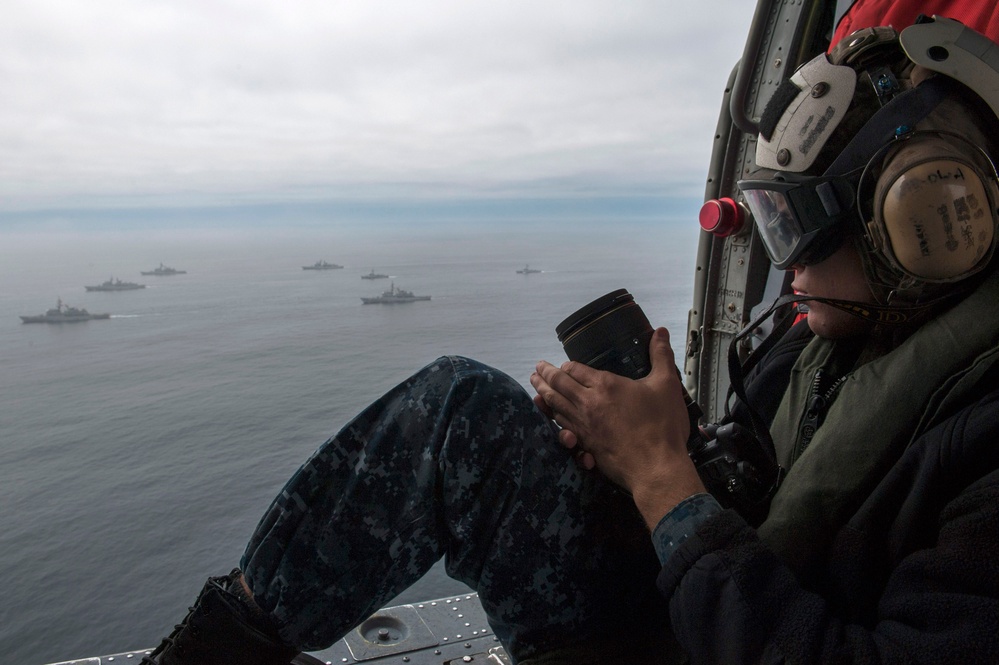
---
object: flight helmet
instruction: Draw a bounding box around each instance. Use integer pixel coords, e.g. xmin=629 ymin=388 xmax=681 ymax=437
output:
xmin=738 ymin=16 xmax=999 ymax=303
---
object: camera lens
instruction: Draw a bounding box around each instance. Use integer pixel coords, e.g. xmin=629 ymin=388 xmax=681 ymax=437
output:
xmin=556 ymin=289 xmax=654 ymax=379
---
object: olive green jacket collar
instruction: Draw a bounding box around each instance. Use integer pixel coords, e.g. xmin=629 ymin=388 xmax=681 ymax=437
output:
xmin=759 ymin=271 xmax=999 ymax=578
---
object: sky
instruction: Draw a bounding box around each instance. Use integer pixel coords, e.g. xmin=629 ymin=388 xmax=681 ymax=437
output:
xmin=1 ymin=0 xmax=759 ymax=226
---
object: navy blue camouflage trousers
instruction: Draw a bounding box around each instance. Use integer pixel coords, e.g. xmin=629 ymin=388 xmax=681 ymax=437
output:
xmin=241 ymin=356 xmax=669 ymax=662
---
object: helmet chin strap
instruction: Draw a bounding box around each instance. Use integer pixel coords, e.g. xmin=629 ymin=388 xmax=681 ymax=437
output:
xmin=788 ymin=292 xmax=941 ymax=326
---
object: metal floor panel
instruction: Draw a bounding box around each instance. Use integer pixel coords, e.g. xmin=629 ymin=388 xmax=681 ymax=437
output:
xmin=45 ymin=594 xmax=510 ymax=665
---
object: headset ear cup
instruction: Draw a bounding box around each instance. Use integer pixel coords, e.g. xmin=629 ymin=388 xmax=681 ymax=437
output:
xmin=873 ymin=138 xmax=996 ymax=282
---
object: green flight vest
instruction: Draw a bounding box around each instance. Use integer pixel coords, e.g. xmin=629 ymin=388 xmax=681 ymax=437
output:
xmin=758 ymin=270 xmax=999 ymax=580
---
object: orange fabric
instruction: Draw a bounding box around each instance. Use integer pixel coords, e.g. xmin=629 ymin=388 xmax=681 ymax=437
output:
xmin=832 ymin=0 xmax=999 ymax=47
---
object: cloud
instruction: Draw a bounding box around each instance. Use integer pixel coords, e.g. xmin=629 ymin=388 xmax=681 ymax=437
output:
xmin=0 ymin=0 xmax=757 ymax=213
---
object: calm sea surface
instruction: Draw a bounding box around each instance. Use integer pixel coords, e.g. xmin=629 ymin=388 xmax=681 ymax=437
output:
xmin=0 ymin=220 xmax=699 ymax=663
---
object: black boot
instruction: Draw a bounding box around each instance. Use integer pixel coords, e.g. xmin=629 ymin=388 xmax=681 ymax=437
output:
xmin=142 ymin=569 xmax=300 ymax=665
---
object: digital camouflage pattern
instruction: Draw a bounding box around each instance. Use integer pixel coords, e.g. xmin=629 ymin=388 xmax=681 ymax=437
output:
xmin=241 ymin=356 xmax=667 ymax=660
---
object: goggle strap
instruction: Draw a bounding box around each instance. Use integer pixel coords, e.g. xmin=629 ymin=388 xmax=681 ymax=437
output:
xmin=824 ymin=75 xmax=953 ymax=176
xmin=816 ymin=180 xmax=843 ymax=216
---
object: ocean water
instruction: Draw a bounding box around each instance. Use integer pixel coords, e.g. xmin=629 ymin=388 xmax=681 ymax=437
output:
xmin=0 ymin=220 xmax=699 ymax=663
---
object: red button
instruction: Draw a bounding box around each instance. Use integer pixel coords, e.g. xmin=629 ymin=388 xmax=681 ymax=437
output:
xmin=699 ymin=198 xmax=744 ymax=237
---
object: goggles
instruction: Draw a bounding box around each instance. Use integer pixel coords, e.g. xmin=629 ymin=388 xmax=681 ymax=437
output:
xmin=740 ymin=14 xmax=989 ymax=272
xmin=740 ymin=124 xmax=999 ymax=274
xmin=737 ymin=171 xmax=860 ymax=269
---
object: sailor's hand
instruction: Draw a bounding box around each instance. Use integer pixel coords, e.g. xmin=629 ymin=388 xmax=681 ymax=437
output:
xmin=532 ymin=391 xmax=597 ymax=469
xmin=530 ymin=327 xmax=705 ymax=527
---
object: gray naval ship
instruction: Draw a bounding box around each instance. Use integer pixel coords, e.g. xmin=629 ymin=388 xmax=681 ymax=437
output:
xmin=20 ymin=298 xmax=110 ymax=323
xmin=141 ymin=263 xmax=187 ymax=276
xmin=302 ymin=259 xmax=344 ymax=270
xmin=516 ymin=264 xmax=541 ymax=274
xmin=84 ymin=277 xmax=146 ymax=291
xmin=361 ymin=282 xmax=431 ymax=304
xmin=362 ymin=268 xmax=390 ymax=279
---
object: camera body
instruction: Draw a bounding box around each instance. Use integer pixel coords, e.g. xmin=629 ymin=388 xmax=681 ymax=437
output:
xmin=689 ymin=422 xmax=781 ymax=523
xmin=557 ymin=290 xmax=780 ymax=520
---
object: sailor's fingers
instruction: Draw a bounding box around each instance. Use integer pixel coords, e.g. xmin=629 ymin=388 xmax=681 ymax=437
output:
xmin=558 ymin=359 xmax=600 ymax=389
xmin=558 ymin=428 xmax=595 ymax=470
xmin=558 ymin=426 xmax=579 ymax=450
xmin=578 ymin=450 xmax=596 ymax=470
xmin=532 ymin=392 xmax=555 ymax=420
xmin=646 ymin=327 xmax=680 ymax=385
xmin=530 ymin=361 xmax=582 ymax=417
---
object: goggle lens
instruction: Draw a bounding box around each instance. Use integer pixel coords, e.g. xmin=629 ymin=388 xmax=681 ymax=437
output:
xmin=741 ymin=188 xmax=803 ymax=269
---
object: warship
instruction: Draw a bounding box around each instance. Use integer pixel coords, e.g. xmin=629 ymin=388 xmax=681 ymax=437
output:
xmin=20 ymin=299 xmax=110 ymax=323
xmin=85 ymin=277 xmax=146 ymax=291
xmin=141 ymin=263 xmax=187 ymax=276
xmin=361 ymin=282 xmax=431 ymax=304
xmin=362 ymin=269 xmax=390 ymax=279
xmin=516 ymin=265 xmax=541 ymax=274
xmin=303 ymin=260 xmax=344 ymax=270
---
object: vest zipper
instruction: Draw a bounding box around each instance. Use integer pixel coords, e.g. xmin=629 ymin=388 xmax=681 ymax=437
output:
xmin=797 ymin=368 xmax=847 ymax=458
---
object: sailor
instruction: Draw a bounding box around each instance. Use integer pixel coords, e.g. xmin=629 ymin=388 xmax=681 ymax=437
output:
xmin=537 ymin=13 xmax=999 ymax=663
xmin=142 ymin=14 xmax=999 ymax=665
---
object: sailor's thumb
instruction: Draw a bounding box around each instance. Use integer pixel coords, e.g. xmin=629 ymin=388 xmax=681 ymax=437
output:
xmin=649 ymin=327 xmax=676 ymax=375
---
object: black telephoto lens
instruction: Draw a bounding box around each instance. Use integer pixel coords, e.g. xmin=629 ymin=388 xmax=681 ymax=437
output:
xmin=556 ymin=289 xmax=654 ymax=379
xmin=556 ymin=288 xmax=704 ymax=434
